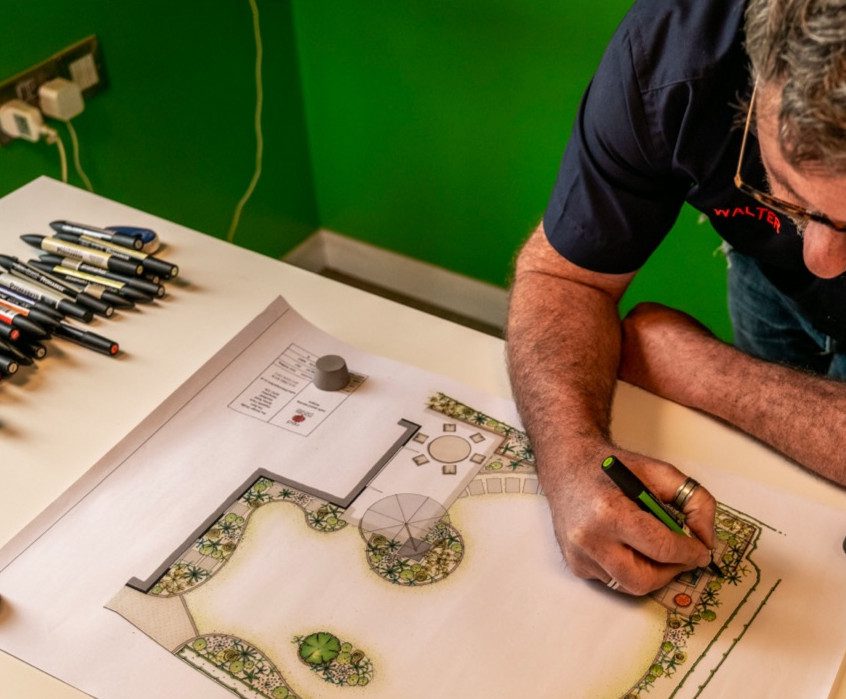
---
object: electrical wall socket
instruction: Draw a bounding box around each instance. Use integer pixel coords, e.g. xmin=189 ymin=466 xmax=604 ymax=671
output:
xmin=0 ymin=35 xmax=106 ymax=146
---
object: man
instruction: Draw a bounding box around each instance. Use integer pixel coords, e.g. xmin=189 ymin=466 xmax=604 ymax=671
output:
xmin=507 ymin=0 xmax=846 ymax=596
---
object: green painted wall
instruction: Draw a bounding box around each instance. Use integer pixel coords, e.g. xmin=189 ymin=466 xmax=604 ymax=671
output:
xmin=291 ymin=0 xmax=731 ymax=339
xmin=0 ymin=0 xmax=318 ymax=258
xmin=1 ymin=1 xmax=731 ymax=339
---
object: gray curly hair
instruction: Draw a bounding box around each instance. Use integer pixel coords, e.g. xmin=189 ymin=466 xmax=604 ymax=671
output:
xmin=745 ymin=0 xmax=846 ymax=171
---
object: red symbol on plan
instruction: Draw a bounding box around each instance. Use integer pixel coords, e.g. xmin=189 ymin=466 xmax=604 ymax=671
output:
xmin=292 ymin=414 xmax=305 ymax=423
xmin=673 ymin=593 xmax=693 ymax=608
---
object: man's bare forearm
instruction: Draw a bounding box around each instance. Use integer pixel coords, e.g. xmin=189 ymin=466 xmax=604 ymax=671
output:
xmin=620 ymin=303 xmax=846 ymax=486
xmin=506 ymin=230 xmax=631 ymax=489
xmin=689 ymin=339 xmax=846 ymax=484
xmin=507 ymin=235 xmax=715 ymax=593
xmin=507 ymin=272 xmax=620 ymax=476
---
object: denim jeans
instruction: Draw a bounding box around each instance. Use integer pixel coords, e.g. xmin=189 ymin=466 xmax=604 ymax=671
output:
xmin=726 ymin=246 xmax=846 ymax=380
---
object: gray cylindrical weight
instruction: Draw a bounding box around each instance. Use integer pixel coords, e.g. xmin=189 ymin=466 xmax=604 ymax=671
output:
xmin=314 ymin=354 xmax=350 ymax=391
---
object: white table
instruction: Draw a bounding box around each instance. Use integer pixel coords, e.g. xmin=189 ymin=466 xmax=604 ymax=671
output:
xmin=0 ymin=178 xmax=843 ymax=697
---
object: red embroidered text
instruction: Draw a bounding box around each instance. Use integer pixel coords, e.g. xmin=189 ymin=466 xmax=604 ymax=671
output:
xmin=712 ymin=206 xmax=781 ymax=233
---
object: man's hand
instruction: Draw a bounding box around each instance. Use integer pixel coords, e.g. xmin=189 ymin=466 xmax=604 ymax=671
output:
xmin=545 ymin=446 xmax=716 ymax=595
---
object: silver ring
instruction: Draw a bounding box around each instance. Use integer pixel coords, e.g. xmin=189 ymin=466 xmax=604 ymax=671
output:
xmin=672 ymin=477 xmax=700 ymax=511
xmin=606 ymin=578 xmax=621 ymax=591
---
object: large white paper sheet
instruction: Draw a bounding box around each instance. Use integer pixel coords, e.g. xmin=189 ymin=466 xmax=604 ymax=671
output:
xmin=0 ymin=297 xmax=844 ymax=698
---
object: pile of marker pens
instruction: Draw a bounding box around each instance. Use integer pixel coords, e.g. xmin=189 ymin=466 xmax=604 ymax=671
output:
xmin=0 ymin=220 xmax=178 ymax=381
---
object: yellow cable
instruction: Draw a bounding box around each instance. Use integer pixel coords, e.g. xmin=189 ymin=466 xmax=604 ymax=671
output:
xmin=55 ymin=135 xmax=68 ymax=183
xmin=66 ymin=120 xmax=94 ymax=192
xmin=227 ymin=0 xmax=264 ymax=243
xmin=42 ymin=126 xmax=68 ymax=183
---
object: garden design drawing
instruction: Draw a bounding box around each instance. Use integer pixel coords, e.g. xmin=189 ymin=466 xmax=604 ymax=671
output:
xmin=108 ymin=391 xmax=778 ymax=699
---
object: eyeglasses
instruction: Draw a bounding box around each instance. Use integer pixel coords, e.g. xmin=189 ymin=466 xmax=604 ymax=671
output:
xmin=734 ymin=83 xmax=846 ymax=232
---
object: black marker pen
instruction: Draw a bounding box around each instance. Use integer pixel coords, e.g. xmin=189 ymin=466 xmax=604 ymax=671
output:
xmin=0 ymin=337 xmax=33 ymax=366
xmin=20 ymin=257 xmax=132 ymax=310
xmin=20 ymin=235 xmax=144 ymax=277
xmin=0 ymin=323 xmax=20 ymax=342
xmin=54 ymin=232 xmax=178 ymax=279
xmin=0 ymin=296 xmax=57 ymax=333
xmin=0 ymin=353 xmax=19 ymax=376
xmin=55 ymin=322 xmax=119 ymax=356
xmin=28 ymin=260 xmax=148 ymax=305
xmin=0 ymin=255 xmax=114 ymax=318
xmin=39 ymin=270 xmax=135 ymax=309
xmin=0 ymin=272 xmax=93 ymax=322
xmin=50 ymin=220 xmax=143 ymax=250
xmin=0 ymin=304 xmax=47 ymax=337
xmin=15 ymin=338 xmax=47 ymax=360
xmin=37 ymin=255 xmax=162 ymax=298
xmin=0 ymin=289 xmax=63 ymax=327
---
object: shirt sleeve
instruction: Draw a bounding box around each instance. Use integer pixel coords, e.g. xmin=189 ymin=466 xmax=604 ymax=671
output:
xmin=543 ymin=21 xmax=688 ymax=274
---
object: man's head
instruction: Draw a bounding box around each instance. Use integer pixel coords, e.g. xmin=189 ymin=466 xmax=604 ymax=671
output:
xmin=745 ymin=0 xmax=846 ymax=277
xmin=746 ymin=0 xmax=846 ymax=171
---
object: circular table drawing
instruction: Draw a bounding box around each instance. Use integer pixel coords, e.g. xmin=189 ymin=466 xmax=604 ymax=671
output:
xmin=359 ymin=494 xmax=447 ymax=560
xmin=427 ymin=435 xmax=471 ymax=464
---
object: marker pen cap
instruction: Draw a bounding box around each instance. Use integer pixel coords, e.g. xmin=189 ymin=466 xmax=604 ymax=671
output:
xmin=0 ymin=324 xmax=20 ymax=342
xmin=16 ymin=340 xmax=46 ymax=359
xmin=57 ymin=299 xmax=94 ymax=323
xmin=55 ymin=324 xmax=119 ymax=356
xmin=106 ymin=226 xmax=160 ymax=253
xmin=16 ymin=339 xmax=47 ymax=359
xmin=0 ymin=308 xmax=43 ymax=337
xmin=93 ymin=257 xmax=144 ymax=276
xmin=115 ymin=286 xmax=153 ymax=303
xmin=0 ymin=354 xmax=19 ymax=375
xmin=100 ymin=290 xmax=134 ymax=309
xmin=98 ymin=229 xmax=142 ymax=249
xmin=31 ymin=302 xmax=64 ymax=322
xmin=13 ymin=315 xmax=47 ymax=338
xmin=0 ymin=339 xmax=33 ymax=365
xmin=74 ymin=292 xmax=114 ymax=318
xmin=125 ymin=277 xmax=163 ymax=297
xmin=141 ymin=256 xmax=178 ymax=279
xmin=108 ymin=258 xmax=145 ymax=276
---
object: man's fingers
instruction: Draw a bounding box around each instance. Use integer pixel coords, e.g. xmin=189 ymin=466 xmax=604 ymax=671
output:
xmin=615 ymin=510 xmax=711 ymax=569
xmin=683 ymin=486 xmax=717 ymax=549
xmin=595 ymin=541 xmax=693 ymax=596
xmin=563 ymin=509 xmax=708 ymax=596
xmin=628 ymin=462 xmax=718 ymax=552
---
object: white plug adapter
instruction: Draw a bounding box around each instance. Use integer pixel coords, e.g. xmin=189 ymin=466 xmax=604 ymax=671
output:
xmin=39 ymin=77 xmax=84 ymax=120
xmin=0 ymin=100 xmax=45 ymax=142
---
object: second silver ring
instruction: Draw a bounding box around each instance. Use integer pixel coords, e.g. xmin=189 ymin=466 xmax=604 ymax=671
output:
xmin=672 ymin=476 xmax=700 ymax=511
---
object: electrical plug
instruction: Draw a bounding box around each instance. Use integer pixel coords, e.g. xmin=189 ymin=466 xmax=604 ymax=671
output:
xmin=39 ymin=77 xmax=84 ymax=121
xmin=0 ymin=100 xmax=47 ymax=142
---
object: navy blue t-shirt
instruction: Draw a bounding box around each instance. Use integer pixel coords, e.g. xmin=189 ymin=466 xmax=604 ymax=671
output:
xmin=543 ymin=0 xmax=846 ymax=343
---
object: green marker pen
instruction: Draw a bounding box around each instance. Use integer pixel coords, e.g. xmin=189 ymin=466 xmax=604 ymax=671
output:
xmin=601 ymin=455 xmax=723 ymax=577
